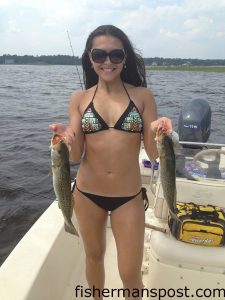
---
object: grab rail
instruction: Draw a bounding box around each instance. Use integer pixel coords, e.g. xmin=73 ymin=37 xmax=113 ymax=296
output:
xmin=179 ymin=141 xmax=225 ymax=148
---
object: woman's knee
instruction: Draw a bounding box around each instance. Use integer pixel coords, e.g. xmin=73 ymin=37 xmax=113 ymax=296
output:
xmin=119 ymin=265 xmax=141 ymax=287
xmin=86 ymin=248 xmax=105 ymax=263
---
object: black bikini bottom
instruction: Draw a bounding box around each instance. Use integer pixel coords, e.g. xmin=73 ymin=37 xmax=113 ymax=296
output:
xmin=72 ymin=180 xmax=149 ymax=211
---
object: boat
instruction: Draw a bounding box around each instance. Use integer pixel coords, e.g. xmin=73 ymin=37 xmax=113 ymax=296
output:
xmin=1 ymin=99 xmax=225 ymax=300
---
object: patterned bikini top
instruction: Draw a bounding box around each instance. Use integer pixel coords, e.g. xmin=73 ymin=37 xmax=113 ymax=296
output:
xmin=81 ymin=84 xmax=143 ymax=134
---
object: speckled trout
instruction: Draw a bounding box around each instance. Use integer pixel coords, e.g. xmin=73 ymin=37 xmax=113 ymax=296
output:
xmin=50 ymin=134 xmax=79 ymax=236
xmin=156 ymin=127 xmax=180 ymax=222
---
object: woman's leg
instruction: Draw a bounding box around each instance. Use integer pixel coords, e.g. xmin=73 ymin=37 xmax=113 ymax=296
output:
xmin=110 ymin=194 xmax=145 ymax=300
xmin=73 ymin=188 xmax=108 ymax=300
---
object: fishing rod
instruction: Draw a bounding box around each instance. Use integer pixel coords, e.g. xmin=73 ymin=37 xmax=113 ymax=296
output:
xmin=66 ymin=30 xmax=84 ymax=90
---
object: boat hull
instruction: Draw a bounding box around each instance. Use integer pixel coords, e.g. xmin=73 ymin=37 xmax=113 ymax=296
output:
xmin=0 ymin=202 xmax=84 ymax=300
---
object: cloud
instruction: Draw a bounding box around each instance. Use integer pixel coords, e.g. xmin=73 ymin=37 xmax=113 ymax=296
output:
xmin=7 ymin=18 xmax=21 ymax=33
xmin=216 ymin=31 xmax=225 ymax=39
xmin=0 ymin=0 xmax=225 ymax=58
xmin=159 ymin=28 xmax=180 ymax=39
xmin=183 ymin=0 xmax=225 ymax=13
xmin=184 ymin=17 xmax=213 ymax=32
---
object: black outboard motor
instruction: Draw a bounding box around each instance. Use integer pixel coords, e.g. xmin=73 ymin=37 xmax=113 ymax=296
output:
xmin=176 ymin=99 xmax=212 ymax=177
xmin=178 ymin=99 xmax=211 ymax=143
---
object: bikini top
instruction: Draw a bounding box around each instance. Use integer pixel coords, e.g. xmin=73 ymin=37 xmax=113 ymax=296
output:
xmin=81 ymin=84 xmax=143 ymax=134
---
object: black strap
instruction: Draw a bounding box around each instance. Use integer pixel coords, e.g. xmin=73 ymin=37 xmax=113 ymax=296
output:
xmin=141 ymin=187 xmax=149 ymax=211
xmin=122 ymin=82 xmax=131 ymax=100
xmin=191 ymin=208 xmax=219 ymax=222
xmin=91 ymin=85 xmax=98 ymax=103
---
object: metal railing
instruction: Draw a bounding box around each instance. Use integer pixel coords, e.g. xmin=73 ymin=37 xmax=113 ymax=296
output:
xmin=179 ymin=141 xmax=225 ymax=148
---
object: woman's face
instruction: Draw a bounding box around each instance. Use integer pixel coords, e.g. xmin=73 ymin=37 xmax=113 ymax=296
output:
xmin=89 ymin=35 xmax=126 ymax=83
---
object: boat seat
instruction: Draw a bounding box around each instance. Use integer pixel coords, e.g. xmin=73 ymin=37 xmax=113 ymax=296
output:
xmin=150 ymin=178 xmax=225 ymax=273
xmin=150 ymin=229 xmax=225 ymax=273
xmin=154 ymin=178 xmax=225 ymax=221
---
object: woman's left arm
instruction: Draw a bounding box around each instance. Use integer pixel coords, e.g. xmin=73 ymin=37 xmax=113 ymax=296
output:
xmin=141 ymin=88 xmax=173 ymax=161
xmin=141 ymin=88 xmax=158 ymax=161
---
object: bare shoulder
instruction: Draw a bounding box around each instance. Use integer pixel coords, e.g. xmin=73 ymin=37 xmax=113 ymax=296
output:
xmin=70 ymin=90 xmax=85 ymax=105
xmin=125 ymin=84 xmax=155 ymax=110
xmin=70 ymin=86 xmax=97 ymax=112
xmin=135 ymin=86 xmax=154 ymax=98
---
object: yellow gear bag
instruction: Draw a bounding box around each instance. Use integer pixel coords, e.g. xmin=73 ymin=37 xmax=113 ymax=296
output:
xmin=168 ymin=202 xmax=225 ymax=247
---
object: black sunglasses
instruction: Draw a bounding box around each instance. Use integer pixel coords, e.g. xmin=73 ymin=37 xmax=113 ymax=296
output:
xmin=90 ymin=48 xmax=126 ymax=64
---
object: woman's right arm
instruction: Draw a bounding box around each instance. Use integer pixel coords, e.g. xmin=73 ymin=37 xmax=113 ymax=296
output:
xmin=49 ymin=91 xmax=85 ymax=163
xmin=67 ymin=91 xmax=85 ymax=162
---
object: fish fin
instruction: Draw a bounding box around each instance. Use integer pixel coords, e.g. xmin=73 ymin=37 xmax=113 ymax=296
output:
xmin=58 ymin=201 xmax=61 ymax=209
xmin=64 ymin=221 xmax=79 ymax=237
xmin=171 ymin=131 xmax=182 ymax=152
xmin=70 ymin=206 xmax=73 ymax=218
xmin=70 ymin=194 xmax=74 ymax=218
xmin=171 ymin=131 xmax=179 ymax=143
xmin=47 ymin=169 xmax=53 ymax=177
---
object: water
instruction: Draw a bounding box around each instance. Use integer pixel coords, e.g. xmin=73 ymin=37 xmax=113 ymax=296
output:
xmin=0 ymin=65 xmax=225 ymax=266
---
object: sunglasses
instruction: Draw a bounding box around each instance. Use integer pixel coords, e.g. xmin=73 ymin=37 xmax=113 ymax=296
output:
xmin=90 ymin=48 xmax=126 ymax=64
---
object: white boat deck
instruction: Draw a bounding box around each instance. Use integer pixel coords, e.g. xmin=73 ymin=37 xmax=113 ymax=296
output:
xmin=0 ymin=145 xmax=154 ymax=300
xmin=0 ymin=199 xmax=154 ymax=300
xmin=2 ymin=145 xmax=225 ymax=299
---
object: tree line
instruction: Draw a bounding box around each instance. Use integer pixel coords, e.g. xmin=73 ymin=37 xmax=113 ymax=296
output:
xmin=1 ymin=54 xmax=225 ymax=66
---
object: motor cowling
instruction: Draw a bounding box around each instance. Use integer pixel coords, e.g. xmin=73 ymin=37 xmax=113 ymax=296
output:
xmin=178 ymin=99 xmax=211 ymax=143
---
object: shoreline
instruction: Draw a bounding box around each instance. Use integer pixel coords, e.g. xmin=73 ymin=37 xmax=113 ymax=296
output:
xmin=1 ymin=64 xmax=225 ymax=73
xmin=145 ymin=66 xmax=225 ymax=72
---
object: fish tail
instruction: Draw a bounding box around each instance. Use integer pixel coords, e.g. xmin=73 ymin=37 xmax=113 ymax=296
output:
xmin=169 ymin=210 xmax=181 ymax=223
xmin=64 ymin=221 xmax=79 ymax=237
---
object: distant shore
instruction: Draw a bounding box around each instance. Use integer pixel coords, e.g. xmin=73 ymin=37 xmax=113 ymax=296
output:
xmin=1 ymin=55 xmax=225 ymax=69
xmin=1 ymin=63 xmax=225 ymax=73
xmin=146 ymin=66 xmax=225 ymax=72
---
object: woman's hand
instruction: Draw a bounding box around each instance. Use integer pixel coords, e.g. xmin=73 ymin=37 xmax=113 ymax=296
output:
xmin=150 ymin=117 xmax=173 ymax=135
xmin=48 ymin=123 xmax=76 ymax=145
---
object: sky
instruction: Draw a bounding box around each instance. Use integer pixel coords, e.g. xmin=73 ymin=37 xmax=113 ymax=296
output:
xmin=1 ymin=0 xmax=225 ymax=59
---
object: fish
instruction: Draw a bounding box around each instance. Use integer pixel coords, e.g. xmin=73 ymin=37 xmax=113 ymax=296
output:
xmin=50 ymin=134 xmax=79 ymax=236
xmin=155 ymin=126 xmax=180 ymax=222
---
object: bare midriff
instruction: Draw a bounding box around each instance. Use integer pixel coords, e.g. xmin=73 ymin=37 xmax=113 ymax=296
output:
xmin=76 ymin=130 xmax=142 ymax=196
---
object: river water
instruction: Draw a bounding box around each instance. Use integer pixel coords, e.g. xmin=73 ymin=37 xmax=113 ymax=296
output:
xmin=0 ymin=65 xmax=225 ymax=265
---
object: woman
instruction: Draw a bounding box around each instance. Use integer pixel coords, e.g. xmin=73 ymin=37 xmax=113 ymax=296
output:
xmin=49 ymin=25 xmax=172 ymax=300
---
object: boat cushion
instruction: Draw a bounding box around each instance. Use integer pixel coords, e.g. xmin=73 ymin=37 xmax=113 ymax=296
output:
xmin=150 ymin=229 xmax=225 ymax=272
xmin=154 ymin=178 xmax=225 ymax=221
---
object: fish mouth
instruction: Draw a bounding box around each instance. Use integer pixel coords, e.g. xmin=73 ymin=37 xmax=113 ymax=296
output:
xmin=155 ymin=125 xmax=174 ymax=144
xmin=51 ymin=134 xmax=64 ymax=147
xmin=155 ymin=125 xmax=167 ymax=142
xmin=50 ymin=134 xmax=71 ymax=152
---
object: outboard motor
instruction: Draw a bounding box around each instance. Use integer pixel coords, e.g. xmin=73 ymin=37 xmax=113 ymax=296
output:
xmin=178 ymin=99 xmax=211 ymax=143
xmin=176 ymin=99 xmax=212 ymax=177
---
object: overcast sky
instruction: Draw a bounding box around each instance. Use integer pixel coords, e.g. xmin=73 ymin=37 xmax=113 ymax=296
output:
xmin=1 ymin=0 xmax=225 ymax=59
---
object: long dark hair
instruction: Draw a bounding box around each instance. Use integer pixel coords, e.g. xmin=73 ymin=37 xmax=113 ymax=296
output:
xmin=81 ymin=25 xmax=147 ymax=89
